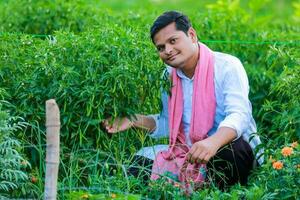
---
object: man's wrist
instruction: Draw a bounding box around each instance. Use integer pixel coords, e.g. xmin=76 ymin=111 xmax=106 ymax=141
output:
xmin=131 ymin=114 xmax=139 ymax=128
xmin=130 ymin=114 xmax=156 ymax=132
xmin=131 ymin=114 xmax=145 ymax=129
xmin=207 ymin=127 xmax=237 ymax=150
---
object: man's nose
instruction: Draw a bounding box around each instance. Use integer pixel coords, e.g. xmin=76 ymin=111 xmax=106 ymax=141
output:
xmin=165 ymin=44 xmax=173 ymax=55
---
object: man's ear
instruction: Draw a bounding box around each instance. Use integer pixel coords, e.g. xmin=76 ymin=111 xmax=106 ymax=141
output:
xmin=188 ymin=27 xmax=198 ymax=43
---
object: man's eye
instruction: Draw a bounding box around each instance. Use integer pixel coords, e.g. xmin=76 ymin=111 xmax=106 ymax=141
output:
xmin=170 ymin=38 xmax=176 ymax=44
xmin=157 ymin=46 xmax=164 ymax=52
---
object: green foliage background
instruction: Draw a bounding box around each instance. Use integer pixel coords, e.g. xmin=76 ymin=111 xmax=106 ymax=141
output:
xmin=0 ymin=0 xmax=299 ymax=199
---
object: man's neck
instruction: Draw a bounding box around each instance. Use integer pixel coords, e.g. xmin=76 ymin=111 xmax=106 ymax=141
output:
xmin=182 ymin=45 xmax=199 ymax=79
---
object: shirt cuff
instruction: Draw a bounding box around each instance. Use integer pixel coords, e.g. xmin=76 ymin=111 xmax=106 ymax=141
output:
xmin=147 ymin=114 xmax=160 ymax=138
xmin=217 ymin=114 xmax=245 ymax=140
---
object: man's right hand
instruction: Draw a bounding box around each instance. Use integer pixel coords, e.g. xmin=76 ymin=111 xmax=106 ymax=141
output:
xmin=102 ymin=117 xmax=133 ymax=133
xmin=102 ymin=114 xmax=156 ymax=134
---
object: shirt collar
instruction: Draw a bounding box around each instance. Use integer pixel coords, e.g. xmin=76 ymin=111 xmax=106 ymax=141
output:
xmin=176 ymin=69 xmax=194 ymax=81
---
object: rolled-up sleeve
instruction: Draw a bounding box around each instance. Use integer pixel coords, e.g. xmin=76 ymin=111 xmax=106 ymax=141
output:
xmin=148 ymin=90 xmax=169 ymax=139
xmin=217 ymin=58 xmax=252 ymax=139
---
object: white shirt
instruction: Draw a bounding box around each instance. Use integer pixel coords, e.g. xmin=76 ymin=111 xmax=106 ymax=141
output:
xmin=136 ymin=51 xmax=263 ymax=164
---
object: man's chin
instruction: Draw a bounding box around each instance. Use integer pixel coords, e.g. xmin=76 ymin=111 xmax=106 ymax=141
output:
xmin=165 ymin=61 xmax=183 ymax=68
xmin=169 ymin=63 xmax=184 ymax=70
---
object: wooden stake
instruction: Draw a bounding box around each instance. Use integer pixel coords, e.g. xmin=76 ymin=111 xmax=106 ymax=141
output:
xmin=44 ymin=99 xmax=60 ymax=200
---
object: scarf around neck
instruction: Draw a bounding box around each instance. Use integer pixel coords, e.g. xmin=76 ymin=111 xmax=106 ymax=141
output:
xmin=151 ymin=42 xmax=216 ymax=188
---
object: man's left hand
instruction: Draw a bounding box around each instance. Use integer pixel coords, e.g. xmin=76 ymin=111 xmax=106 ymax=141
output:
xmin=188 ymin=139 xmax=218 ymax=164
xmin=187 ymin=127 xmax=237 ymax=164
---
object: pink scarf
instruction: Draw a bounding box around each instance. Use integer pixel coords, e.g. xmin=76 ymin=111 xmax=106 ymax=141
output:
xmin=151 ymin=43 xmax=216 ymax=188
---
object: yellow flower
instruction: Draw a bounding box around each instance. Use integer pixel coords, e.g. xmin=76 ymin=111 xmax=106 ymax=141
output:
xmin=281 ymin=147 xmax=293 ymax=157
xmin=111 ymin=193 xmax=117 ymax=198
xmin=291 ymin=141 xmax=298 ymax=148
xmin=272 ymin=161 xmax=283 ymax=170
xmin=80 ymin=194 xmax=89 ymax=199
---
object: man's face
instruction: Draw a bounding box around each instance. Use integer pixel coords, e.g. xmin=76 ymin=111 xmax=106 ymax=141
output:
xmin=153 ymin=22 xmax=198 ymax=69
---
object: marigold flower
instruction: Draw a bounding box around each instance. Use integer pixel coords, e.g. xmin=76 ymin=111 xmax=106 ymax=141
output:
xmin=272 ymin=161 xmax=283 ymax=170
xmin=281 ymin=147 xmax=293 ymax=157
xmin=111 ymin=193 xmax=117 ymax=198
xmin=291 ymin=141 xmax=298 ymax=148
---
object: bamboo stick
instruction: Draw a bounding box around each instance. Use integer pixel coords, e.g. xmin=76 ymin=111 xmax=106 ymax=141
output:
xmin=44 ymin=99 xmax=60 ymax=200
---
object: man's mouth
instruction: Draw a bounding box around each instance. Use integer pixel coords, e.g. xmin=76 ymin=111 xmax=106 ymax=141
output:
xmin=168 ymin=53 xmax=179 ymax=61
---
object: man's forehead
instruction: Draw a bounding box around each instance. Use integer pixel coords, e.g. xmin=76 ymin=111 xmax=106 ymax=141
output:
xmin=153 ymin=23 xmax=183 ymax=45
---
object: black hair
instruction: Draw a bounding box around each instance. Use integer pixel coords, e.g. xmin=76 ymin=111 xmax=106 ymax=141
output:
xmin=150 ymin=11 xmax=191 ymax=43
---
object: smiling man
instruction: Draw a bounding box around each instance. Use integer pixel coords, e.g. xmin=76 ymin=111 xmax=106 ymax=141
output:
xmin=103 ymin=11 xmax=262 ymax=190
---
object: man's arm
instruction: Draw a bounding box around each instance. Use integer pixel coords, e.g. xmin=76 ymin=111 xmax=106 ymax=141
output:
xmin=102 ymin=114 xmax=156 ymax=133
xmin=103 ymin=69 xmax=171 ymax=135
xmin=188 ymin=127 xmax=236 ymax=163
xmin=132 ymin=114 xmax=156 ymax=132
xmin=188 ymin=56 xmax=252 ymax=164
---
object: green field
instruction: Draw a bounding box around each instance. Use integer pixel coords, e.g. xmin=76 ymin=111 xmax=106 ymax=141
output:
xmin=0 ymin=0 xmax=299 ymax=199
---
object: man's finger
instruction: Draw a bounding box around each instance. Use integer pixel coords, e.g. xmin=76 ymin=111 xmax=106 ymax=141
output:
xmin=189 ymin=144 xmax=198 ymax=155
xmin=192 ymin=150 xmax=204 ymax=164
xmin=188 ymin=144 xmax=199 ymax=161
xmin=198 ymin=152 xmax=208 ymax=164
xmin=108 ymin=127 xmax=116 ymax=133
xmin=189 ymin=148 xmax=202 ymax=164
xmin=203 ymin=154 xmax=212 ymax=164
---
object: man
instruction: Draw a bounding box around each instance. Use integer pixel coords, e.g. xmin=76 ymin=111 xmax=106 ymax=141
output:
xmin=103 ymin=11 xmax=262 ymax=190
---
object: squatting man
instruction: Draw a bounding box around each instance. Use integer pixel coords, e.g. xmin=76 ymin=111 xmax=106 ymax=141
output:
xmin=103 ymin=11 xmax=262 ymax=190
